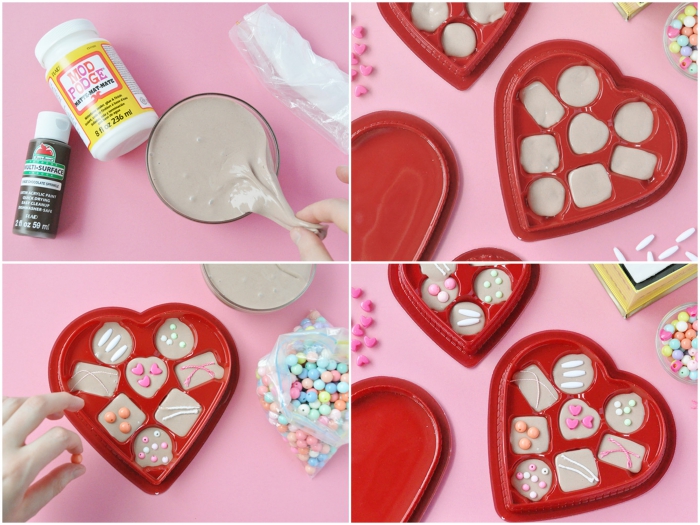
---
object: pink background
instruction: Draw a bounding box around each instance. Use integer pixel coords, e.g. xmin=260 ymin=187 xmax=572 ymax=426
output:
xmin=3 ymin=263 xmax=349 ymax=522
xmin=351 ymin=263 xmax=698 ymax=522
xmin=3 ymin=3 xmax=349 ymax=262
xmin=351 ymin=2 xmax=698 ymax=262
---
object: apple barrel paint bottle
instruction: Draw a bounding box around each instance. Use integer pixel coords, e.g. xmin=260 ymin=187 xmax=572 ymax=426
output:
xmin=35 ymin=19 xmax=158 ymax=161
xmin=13 ymin=112 xmax=72 ymax=239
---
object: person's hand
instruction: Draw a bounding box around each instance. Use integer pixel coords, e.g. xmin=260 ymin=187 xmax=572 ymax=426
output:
xmin=291 ymin=166 xmax=349 ymax=261
xmin=3 ymin=393 xmax=86 ymax=522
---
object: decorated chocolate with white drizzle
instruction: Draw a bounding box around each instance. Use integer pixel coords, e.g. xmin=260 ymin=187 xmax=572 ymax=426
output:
xmin=554 ymin=449 xmax=600 ymax=492
xmin=155 ymin=389 xmax=202 ymax=437
xmin=68 ymin=362 xmax=119 ymax=397
xmin=552 ymin=354 xmax=594 ymax=394
xmin=449 ymin=302 xmax=485 ymax=335
xmin=511 ymin=364 xmax=559 ymax=412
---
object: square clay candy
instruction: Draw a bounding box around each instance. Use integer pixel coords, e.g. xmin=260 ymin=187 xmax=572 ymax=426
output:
xmin=67 ymin=362 xmax=119 ymax=397
xmin=98 ymin=393 xmax=146 ymax=443
xmin=155 ymin=389 xmax=202 ymax=436
xmin=175 ymin=351 xmax=225 ymax=390
xmin=511 ymin=364 xmax=559 ymax=412
xmin=510 ymin=416 xmax=549 ymax=454
xmin=598 ymin=434 xmax=645 ymax=473
xmin=554 ymin=448 xmax=600 ymax=492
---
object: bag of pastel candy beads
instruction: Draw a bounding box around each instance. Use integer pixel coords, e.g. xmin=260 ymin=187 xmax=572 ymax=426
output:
xmin=256 ymin=311 xmax=349 ymax=477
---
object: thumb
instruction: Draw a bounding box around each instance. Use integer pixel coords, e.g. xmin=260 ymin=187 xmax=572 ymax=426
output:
xmin=290 ymin=228 xmax=332 ymax=261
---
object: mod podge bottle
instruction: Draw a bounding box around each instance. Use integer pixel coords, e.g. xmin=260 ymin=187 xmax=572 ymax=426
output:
xmin=35 ymin=19 xmax=158 ymax=161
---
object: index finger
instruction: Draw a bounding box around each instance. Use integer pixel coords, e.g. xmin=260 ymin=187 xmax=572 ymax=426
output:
xmin=3 ymin=393 xmax=84 ymax=447
xmin=296 ymin=199 xmax=349 ymax=233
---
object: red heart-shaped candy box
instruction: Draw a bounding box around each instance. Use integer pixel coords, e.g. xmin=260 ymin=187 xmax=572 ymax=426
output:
xmin=352 ymin=376 xmax=452 ymax=522
xmin=378 ymin=2 xmax=529 ymax=89
xmin=389 ymin=262 xmax=539 ymax=367
xmin=48 ymin=304 xmax=239 ymax=494
xmin=488 ymin=331 xmax=675 ymax=521
xmin=496 ymin=40 xmax=687 ymax=241
xmin=352 ymin=111 xmax=458 ymax=261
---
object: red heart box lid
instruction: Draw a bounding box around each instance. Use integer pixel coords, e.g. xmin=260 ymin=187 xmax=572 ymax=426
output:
xmin=378 ymin=2 xmax=530 ymax=90
xmin=454 ymin=247 xmax=523 ymax=262
xmin=352 ymin=376 xmax=452 ymax=522
xmin=389 ymin=261 xmax=539 ymax=367
xmin=48 ymin=303 xmax=239 ymax=494
xmin=495 ymin=40 xmax=687 ymax=241
xmin=488 ymin=331 xmax=676 ymax=521
xmin=352 ymin=111 xmax=458 ymax=261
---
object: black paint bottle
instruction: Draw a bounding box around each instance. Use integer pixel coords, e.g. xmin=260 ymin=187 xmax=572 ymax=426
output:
xmin=13 ymin=112 xmax=72 ymax=238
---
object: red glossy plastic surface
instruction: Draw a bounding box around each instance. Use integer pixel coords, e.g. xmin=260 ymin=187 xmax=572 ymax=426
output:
xmin=378 ymin=3 xmax=529 ymax=90
xmin=488 ymin=331 xmax=676 ymax=521
xmin=352 ymin=376 xmax=452 ymax=522
xmin=454 ymin=247 xmax=522 ymax=262
xmin=352 ymin=111 xmax=458 ymax=261
xmin=389 ymin=262 xmax=539 ymax=367
xmin=48 ymin=304 xmax=239 ymax=494
xmin=495 ymin=40 xmax=687 ymax=241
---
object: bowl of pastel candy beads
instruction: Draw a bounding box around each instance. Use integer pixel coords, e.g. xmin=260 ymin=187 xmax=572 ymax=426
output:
xmin=256 ymin=311 xmax=349 ymax=476
xmin=656 ymin=302 xmax=698 ymax=384
xmin=664 ymin=3 xmax=698 ymax=79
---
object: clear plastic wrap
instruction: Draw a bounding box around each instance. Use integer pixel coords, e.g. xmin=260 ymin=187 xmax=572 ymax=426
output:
xmin=230 ymin=4 xmax=350 ymax=154
xmin=256 ymin=311 xmax=349 ymax=477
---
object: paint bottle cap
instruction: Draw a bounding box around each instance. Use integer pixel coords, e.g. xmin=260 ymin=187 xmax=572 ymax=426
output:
xmin=35 ymin=111 xmax=71 ymax=144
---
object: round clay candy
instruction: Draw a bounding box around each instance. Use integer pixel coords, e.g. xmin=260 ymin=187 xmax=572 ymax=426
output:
xmin=672 ymin=18 xmax=684 ymax=29
xmin=679 ymin=367 xmax=690 ymax=378
xmin=691 ymin=370 xmax=699 ymax=380
xmin=668 ymin=25 xmax=681 ymax=38
xmin=672 ymin=349 xmax=685 ymax=360
xmin=686 ymin=5 xmax=697 ymax=16
xmin=119 ymin=422 xmax=131 ymax=433
xmin=104 ymin=411 xmax=117 ymax=423
xmin=670 ymin=339 xmax=681 ymax=350
xmin=290 ymin=364 xmax=303 ymax=375
xmin=683 ymin=15 xmax=696 ymax=27
xmin=690 ymin=64 xmax=699 ymax=74
xmin=678 ymin=34 xmax=690 ymax=46
xmin=515 ymin=420 xmax=528 ymax=433
xmin=670 ymin=41 xmax=682 ymax=53
xmin=662 ymin=345 xmax=673 ymax=357
xmin=325 ymin=382 xmax=337 ymax=394
xmin=118 ymin=407 xmax=130 ymax=419
xmin=518 ymin=438 xmax=532 ymax=450
xmin=681 ymin=46 xmax=693 ymax=56
xmin=285 ymin=354 xmax=298 ymax=367
xmin=527 ymin=427 xmax=540 ymax=438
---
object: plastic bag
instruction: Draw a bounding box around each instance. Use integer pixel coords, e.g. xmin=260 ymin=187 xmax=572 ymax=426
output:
xmin=256 ymin=311 xmax=349 ymax=477
xmin=230 ymin=4 xmax=350 ymax=154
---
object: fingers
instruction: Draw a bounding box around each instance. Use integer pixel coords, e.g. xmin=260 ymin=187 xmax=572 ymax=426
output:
xmin=17 ymin=463 xmax=85 ymax=521
xmin=23 ymin=426 xmax=83 ymax=482
xmin=291 ymin=228 xmax=333 ymax=261
xmin=336 ymin=165 xmax=349 ymax=184
xmin=3 ymin=394 xmax=84 ymax=448
xmin=296 ymin=199 xmax=349 ymax=234
xmin=3 ymin=397 xmax=27 ymax=425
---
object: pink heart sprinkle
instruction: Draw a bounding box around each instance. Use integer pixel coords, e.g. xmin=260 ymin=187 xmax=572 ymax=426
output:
xmin=353 ymin=43 xmax=366 ymax=55
xmin=568 ymin=404 xmax=582 ymax=416
xmin=351 ymin=53 xmax=359 ymax=65
xmin=364 ymin=336 xmax=377 ymax=348
xmin=565 ymin=418 xmax=579 ymax=430
xmin=361 ymin=299 xmax=373 ymax=312
xmin=582 ymin=416 xmax=594 ymax=429
xmin=352 ymin=26 xmax=364 ymax=38
xmin=356 ymin=355 xmax=370 ymax=366
xmin=351 ymin=339 xmax=362 ymax=352
xmin=137 ymin=375 xmax=151 ymax=388
xmin=150 ymin=363 xmax=162 ymax=375
xmin=352 ymin=324 xmax=364 ymax=336
xmin=360 ymin=315 xmax=373 ymax=328
xmin=351 ymin=287 xmax=363 ymax=298
xmin=354 ymin=85 xmax=368 ymax=97
xmin=131 ymin=363 xmax=144 ymax=376
xmin=351 ymin=69 xmax=358 ymax=79
xmin=360 ymin=65 xmax=373 ymax=76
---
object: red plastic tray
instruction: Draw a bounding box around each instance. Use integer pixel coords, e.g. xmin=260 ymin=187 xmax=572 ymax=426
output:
xmin=352 ymin=376 xmax=452 ymax=522
xmin=378 ymin=3 xmax=529 ymax=90
xmin=488 ymin=331 xmax=676 ymax=521
xmin=495 ymin=40 xmax=687 ymax=241
xmin=352 ymin=111 xmax=458 ymax=261
xmin=389 ymin=262 xmax=539 ymax=367
xmin=454 ymin=247 xmax=523 ymax=262
xmin=48 ymin=304 xmax=239 ymax=494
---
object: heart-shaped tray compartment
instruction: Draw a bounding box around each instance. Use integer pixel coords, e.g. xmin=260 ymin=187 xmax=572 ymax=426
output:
xmin=496 ymin=40 xmax=687 ymax=241
xmin=352 ymin=111 xmax=458 ymax=261
xmin=49 ymin=303 xmax=239 ymax=494
xmin=488 ymin=331 xmax=675 ymax=521
xmin=352 ymin=376 xmax=451 ymax=522
xmin=389 ymin=262 xmax=539 ymax=367
xmin=378 ymin=3 xmax=529 ymax=90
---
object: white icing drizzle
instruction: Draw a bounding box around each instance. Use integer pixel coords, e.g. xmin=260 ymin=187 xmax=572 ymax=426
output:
xmin=105 ymin=334 xmax=121 ymax=353
xmin=98 ymin=328 xmax=113 ymax=347
xmin=458 ymin=309 xmax=481 ymax=318
xmin=110 ymin=345 xmax=128 ymax=363
xmin=433 ymin=263 xmax=451 ymax=276
xmin=676 ymin=227 xmax=696 ymax=243
xmin=561 ymin=381 xmax=585 ymax=389
xmin=511 ymin=369 xmax=557 ymax=409
xmin=635 ymin=234 xmax=654 ymax=251
xmin=561 ymin=360 xmax=584 ymax=368
xmin=457 ymin=318 xmax=480 ymax=327
xmin=557 ymin=454 xmax=599 ymax=483
xmin=70 ymin=369 xmax=118 ymax=394
xmin=563 ymin=370 xmax=585 ymax=377
xmin=158 ymin=405 xmax=201 ymax=421
xmin=658 ymin=245 xmax=679 ymax=260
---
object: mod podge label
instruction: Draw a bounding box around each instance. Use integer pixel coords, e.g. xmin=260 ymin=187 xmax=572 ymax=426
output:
xmin=46 ymin=41 xmax=154 ymax=150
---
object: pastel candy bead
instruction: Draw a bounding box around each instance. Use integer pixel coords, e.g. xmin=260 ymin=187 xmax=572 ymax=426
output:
xmin=671 ymin=360 xmax=683 ymax=372
xmin=689 ymin=64 xmax=698 ymax=74
xmin=437 ymin=291 xmax=449 ymax=303
xmin=685 ymin=5 xmax=697 ymax=16
xmin=518 ymin=438 xmax=532 ymax=450
xmin=687 ymin=307 xmax=697 ymax=317
xmin=669 ymin=42 xmax=682 ymax=54
xmin=681 ymin=46 xmax=693 ymax=57
xmin=444 ymin=277 xmax=457 ymax=290
xmin=672 ymin=349 xmax=685 ymax=360
xmin=683 ymin=15 xmax=696 ymax=27
xmin=660 ymin=329 xmax=672 ymax=341
xmin=515 ymin=420 xmax=528 ymax=433
xmin=691 ymin=370 xmax=699 ymax=380
xmin=677 ymin=34 xmax=690 ymax=46
xmin=664 ymin=324 xmax=676 ymax=333
xmin=527 ymin=427 xmax=540 ymax=438
xmin=668 ymin=26 xmax=681 ymax=38
xmin=662 ymin=345 xmax=673 ymax=357
xmin=680 ymin=57 xmax=692 ymax=69
xmin=682 ymin=339 xmax=692 ymax=350
xmin=688 ymin=360 xmax=698 ymax=371
xmin=428 ymin=284 xmax=440 ymax=296
xmin=672 ymin=19 xmax=684 ymax=29
xmin=670 ymin=339 xmax=681 ymax=350
xmin=516 ymin=472 xmax=524 ymax=480
xmin=679 ymin=367 xmax=690 ymax=378
xmin=682 ymin=26 xmax=694 ymax=36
